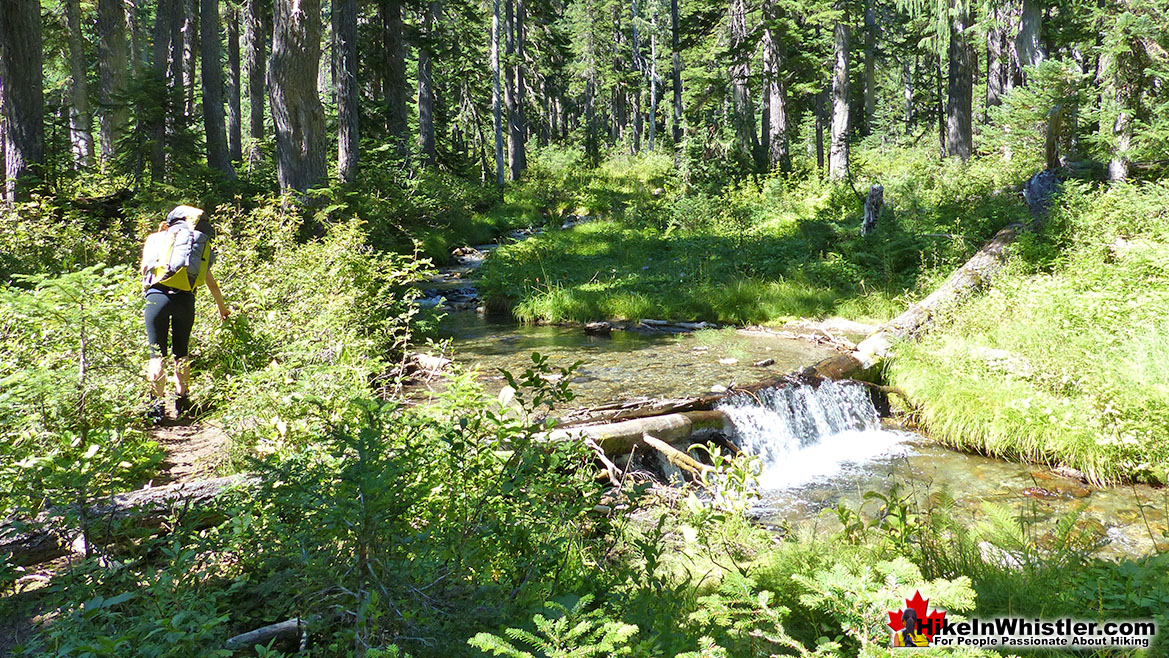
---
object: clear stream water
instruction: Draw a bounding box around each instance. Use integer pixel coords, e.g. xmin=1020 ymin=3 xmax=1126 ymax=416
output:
xmin=437 ymin=313 xmax=1167 ymax=559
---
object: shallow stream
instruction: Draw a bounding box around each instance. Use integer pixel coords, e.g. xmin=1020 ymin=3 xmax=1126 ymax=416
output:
xmin=431 ymin=311 xmax=1168 ymax=560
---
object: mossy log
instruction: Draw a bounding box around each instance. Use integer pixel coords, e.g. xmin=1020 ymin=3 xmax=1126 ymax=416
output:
xmin=1 ymin=474 xmax=256 ymax=567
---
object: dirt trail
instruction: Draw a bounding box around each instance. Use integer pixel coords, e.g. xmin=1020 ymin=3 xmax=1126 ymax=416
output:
xmin=150 ymin=416 xmax=230 ymax=485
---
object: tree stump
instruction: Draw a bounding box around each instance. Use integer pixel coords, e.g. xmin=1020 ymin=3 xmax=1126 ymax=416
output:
xmin=861 ymin=183 xmax=883 ymax=236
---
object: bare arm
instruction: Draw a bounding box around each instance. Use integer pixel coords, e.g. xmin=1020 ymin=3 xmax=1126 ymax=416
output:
xmin=205 ymin=270 xmax=231 ymax=320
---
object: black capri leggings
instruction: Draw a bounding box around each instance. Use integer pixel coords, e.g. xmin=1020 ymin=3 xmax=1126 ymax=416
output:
xmin=145 ymin=288 xmax=196 ymax=358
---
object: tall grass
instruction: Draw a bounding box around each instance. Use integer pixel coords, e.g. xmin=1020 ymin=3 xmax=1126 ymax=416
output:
xmin=890 ymin=180 xmax=1169 ymax=484
xmin=479 ymin=144 xmax=1029 ymax=325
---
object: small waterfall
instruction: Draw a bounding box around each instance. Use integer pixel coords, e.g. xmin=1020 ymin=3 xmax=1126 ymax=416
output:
xmin=718 ymin=380 xmax=906 ymax=490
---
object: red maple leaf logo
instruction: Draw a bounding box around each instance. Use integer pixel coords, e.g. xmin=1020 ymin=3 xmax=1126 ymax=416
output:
xmin=887 ymin=590 xmax=947 ymax=641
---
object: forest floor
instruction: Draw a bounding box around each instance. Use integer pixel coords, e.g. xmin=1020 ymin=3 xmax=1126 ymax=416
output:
xmin=151 ymin=418 xmax=229 ymax=485
xmin=0 ymin=410 xmax=230 ymax=658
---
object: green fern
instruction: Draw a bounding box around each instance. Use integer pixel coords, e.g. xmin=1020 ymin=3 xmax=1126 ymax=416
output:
xmin=468 ymin=595 xmax=639 ymax=658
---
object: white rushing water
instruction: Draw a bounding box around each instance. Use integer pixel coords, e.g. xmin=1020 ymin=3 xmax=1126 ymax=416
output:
xmin=717 ymin=380 xmax=909 ymax=490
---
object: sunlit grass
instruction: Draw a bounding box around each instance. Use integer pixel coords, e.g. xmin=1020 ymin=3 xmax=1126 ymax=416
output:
xmin=890 ymin=180 xmax=1169 ymax=484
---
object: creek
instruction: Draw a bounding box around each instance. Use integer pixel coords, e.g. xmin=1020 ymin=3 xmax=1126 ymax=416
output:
xmin=435 ymin=312 xmax=1167 ymax=560
xmin=420 ymin=232 xmax=1165 ymax=561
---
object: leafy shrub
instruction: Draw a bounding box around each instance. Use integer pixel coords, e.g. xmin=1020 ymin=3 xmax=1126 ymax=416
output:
xmin=0 ymin=265 xmax=160 ymax=518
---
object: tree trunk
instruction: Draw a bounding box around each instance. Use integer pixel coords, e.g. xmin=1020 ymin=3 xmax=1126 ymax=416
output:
xmin=1099 ymin=51 xmax=1130 ymax=182
xmin=631 ymin=0 xmax=643 ymax=154
xmin=903 ymin=55 xmax=913 ymax=133
xmin=946 ymin=1 xmax=973 ymax=160
xmin=862 ymin=0 xmax=876 ymax=137
xmin=227 ymin=6 xmax=242 ymax=162
xmin=151 ymin=0 xmax=176 ymax=179
xmin=648 ymin=29 xmax=658 ymax=151
xmin=64 ymin=0 xmax=95 ymax=170
xmin=201 ymin=0 xmax=235 ymax=178
xmin=1015 ymin=0 xmax=1044 ymax=79
xmin=816 ymin=86 xmax=825 ymax=173
xmin=269 ymin=0 xmax=327 ymax=192
xmin=515 ymin=0 xmax=527 ymax=173
xmin=246 ymin=0 xmax=267 ymax=143
xmin=336 ymin=0 xmax=358 ymax=181
xmin=828 ymin=0 xmax=849 ymax=180
xmin=127 ymin=0 xmax=142 ymax=70
xmin=381 ymin=0 xmax=408 ymax=158
xmin=96 ymin=0 xmax=130 ymax=164
xmin=861 ymin=183 xmax=883 ymax=235
xmin=491 ymin=0 xmax=505 ymax=186
xmin=417 ymin=1 xmax=440 ymax=166
xmin=935 ymin=54 xmax=944 ymax=157
xmin=183 ymin=0 xmax=198 ymax=118
xmin=505 ymin=0 xmax=526 ymax=179
xmin=0 ymin=0 xmax=46 ymax=201
xmin=762 ymin=0 xmax=789 ymax=170
xmin=670 ymin=0 xmax=682 ymax=143
xmin=728 ymin=0 xmax=758 ymax=166
xmin=986 ymin=7 xmax=1007 ymax=117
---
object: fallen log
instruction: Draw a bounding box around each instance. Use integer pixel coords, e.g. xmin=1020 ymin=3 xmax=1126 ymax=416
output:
xmin=642 ymin=433 xmax=713 ymax=482
xmin=1 ymin=474 xmax=256 ymax=567
xmin=855 ymin=193 xmax=1047 ymax=365
xmin=545 ymin=410 xmax=732 ymax=454
xmin=225 ymin=617 xmax=308 ymax=652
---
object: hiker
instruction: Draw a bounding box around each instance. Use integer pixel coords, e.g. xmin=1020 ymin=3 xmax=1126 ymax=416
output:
xmin=140 ymin=205 xmax=230 ymax=420
xmin=893 ymin=607 xmax=929 ymax=648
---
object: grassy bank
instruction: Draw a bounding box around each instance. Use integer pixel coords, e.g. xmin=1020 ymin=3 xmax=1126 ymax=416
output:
xmin=890 ymin=180 xmax=1169 ymax=485
xmin=479 ymin=145 xmax=1030 ymax=325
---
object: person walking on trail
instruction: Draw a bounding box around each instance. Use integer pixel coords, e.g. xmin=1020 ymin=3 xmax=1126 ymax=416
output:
xmin=140 ymin=205 xmax=230 ymax=421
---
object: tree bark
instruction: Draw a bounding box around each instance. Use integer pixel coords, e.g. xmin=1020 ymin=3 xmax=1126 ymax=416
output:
xmin=762 ymin=0 xmax=789 ymax=171
xmin=945 ymin=0 xmax=973 ymax=160
xmin=1015 ymin=0 xmax=1044 ymax=78
xmin=903 ymin=55 xmax=913 ymax=133
xmin=986 ymin=6 xmax=1007 ymax=117
xmin=151 ymin=0 xmax=177 ymax=179
xmin=246 ymin=0 xmax=268 ymax=143
xmin=127 ymin=0 xmax=142 ymax=70
xmin=269 ymin=0 xmax=327 ymax=192
xmin=648 ymin=27 xmax=658 ymax=151
xmin=0 ymin=0 xmax=46 ymax=201
xmin=381 ymin=0 xmax=409 ymax=158
xmin=183 ymin=0 xmax=199 ymax=118
xmin=505 ymin=0 xmax=526 ymax=179
xmin=491 ymin=0 xmax=506 ymax=186
xmin=227 ymin=6 xmax=243 ymax=162
xmin=96 ymin=0 xmax=130 ymax=164
xmin=862 ymin=0 xmax=876 ymax=137
xmin=417 ymin=1 xmax=440 ymax=166
xmin=514 ymin=0 xmax=527 ymax=173
xmin=336 ymin=0 xmax=359 ymax=181
xmin=728 ymin=0 xmax=758 ymax=167
xmin=670 ymin=0 xmax=683 ymax=143
xmin=828 ymin=0 xmax=849 ymax=180
xmin=201 ymin=0 xmax=235 ymax=178
xmin=816 ymin=86 xmax=825 ymax=173
xmin=64 ymin=0 xmax=95 ymax=170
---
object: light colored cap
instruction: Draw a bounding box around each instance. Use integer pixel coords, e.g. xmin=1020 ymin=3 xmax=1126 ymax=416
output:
xmin=166 ymin=205 xmax=205 ymax=224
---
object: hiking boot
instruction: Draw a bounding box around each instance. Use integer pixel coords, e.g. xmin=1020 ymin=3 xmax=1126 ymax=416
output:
xmin=146 ymin=400 xmax=166 ymax=425
xmin=175 ymin=395 xmax=193 ymax=418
